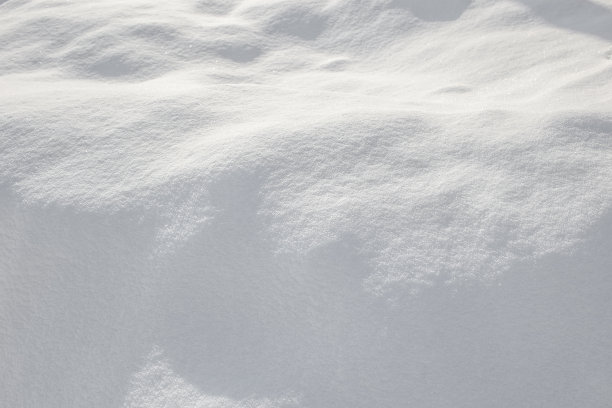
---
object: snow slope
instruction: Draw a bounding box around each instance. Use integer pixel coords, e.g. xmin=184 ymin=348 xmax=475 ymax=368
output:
xmin=1 ymin=0 xmax=612 ymax=407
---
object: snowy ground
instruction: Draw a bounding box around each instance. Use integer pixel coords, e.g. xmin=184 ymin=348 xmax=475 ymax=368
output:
xmin=1 ymin=0 xmax=612 ymax=407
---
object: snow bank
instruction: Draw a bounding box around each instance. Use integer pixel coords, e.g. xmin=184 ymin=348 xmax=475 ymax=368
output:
xmin=1 ymin=0 xmax=612 ymax=407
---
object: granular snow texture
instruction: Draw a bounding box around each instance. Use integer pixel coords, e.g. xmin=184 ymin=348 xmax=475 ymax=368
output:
xmin=1 ymin=0 xmax=612 ymax=407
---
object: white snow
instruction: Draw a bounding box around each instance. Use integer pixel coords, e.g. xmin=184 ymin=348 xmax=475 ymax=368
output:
xmin=1 ymin=0 xmax=612 ymax=407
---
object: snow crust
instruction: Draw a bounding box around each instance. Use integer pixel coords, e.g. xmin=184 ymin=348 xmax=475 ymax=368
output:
xmin=1 ymin=0 xmax=612 ymax=407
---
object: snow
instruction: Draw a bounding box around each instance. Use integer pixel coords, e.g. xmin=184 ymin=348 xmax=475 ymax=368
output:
xmin=1 ymin=0 xmax=612 ymax=407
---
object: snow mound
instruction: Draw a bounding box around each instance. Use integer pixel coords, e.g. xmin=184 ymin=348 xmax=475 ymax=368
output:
xmin=1 ymin=0 xmax=612 ymax=407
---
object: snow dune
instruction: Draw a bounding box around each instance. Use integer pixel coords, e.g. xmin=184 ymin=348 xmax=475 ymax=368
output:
xmin=1 ymin=0 xmax=612 ymax=407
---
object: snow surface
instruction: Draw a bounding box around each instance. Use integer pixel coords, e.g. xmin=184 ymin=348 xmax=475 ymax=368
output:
xmin=1 ymin=0 xmax=612 ymax=407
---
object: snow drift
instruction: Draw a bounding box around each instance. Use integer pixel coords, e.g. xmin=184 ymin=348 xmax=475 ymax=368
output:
xmin=1 ymin=0 xmax=612 ymax=407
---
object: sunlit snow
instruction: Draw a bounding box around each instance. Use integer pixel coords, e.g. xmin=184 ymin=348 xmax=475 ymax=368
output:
xmin=1 ymin=0 xmax=612 ymax=407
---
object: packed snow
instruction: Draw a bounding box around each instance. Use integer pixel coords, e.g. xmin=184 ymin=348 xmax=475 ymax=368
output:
xmin=1 ymin=0 xmax=612 ymax=407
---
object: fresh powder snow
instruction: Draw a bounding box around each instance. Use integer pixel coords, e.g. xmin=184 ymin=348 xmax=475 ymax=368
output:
xmin=1 ymin=0 xmax=612 ymax=407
